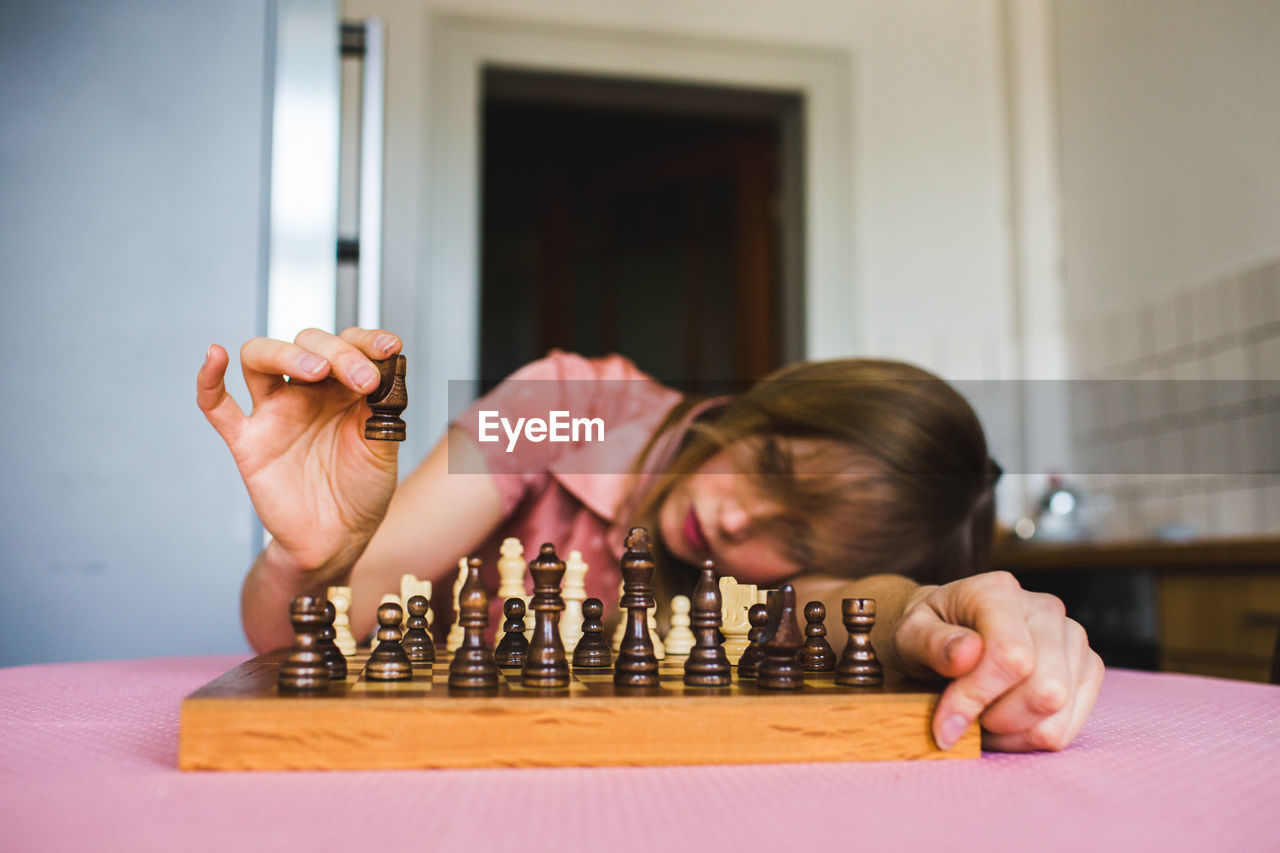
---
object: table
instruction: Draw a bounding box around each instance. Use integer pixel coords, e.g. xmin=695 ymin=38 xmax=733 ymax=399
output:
xmin=2 ymin=656 xmax=1277 ymax=852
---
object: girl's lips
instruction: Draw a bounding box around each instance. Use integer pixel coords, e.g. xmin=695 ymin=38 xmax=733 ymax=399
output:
xmin=683 ymin=506 xmax=709 ymax=553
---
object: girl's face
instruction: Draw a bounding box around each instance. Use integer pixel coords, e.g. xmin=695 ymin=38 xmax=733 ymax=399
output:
xmin=657 ymin=444 xmax=801 ymax=586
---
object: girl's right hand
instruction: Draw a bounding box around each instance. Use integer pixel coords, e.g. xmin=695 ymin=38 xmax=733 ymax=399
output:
xmin=196 ymin=327 xmax=405 ymax=583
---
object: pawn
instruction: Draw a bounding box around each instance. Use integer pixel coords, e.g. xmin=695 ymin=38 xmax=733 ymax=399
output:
xmin=757 ymin=585 xmax=804 ymax=691
xmin=796 ymin=601 xmax=837 ymax=671
xmin=401 ymin=595 xmax=436 ymax=664
xmin=572 ymin=597 xmax=611 ymax=669
xmin=835 ymin=598 xmax=883 ymax=687
xmin=736 ymin=603 xmax=770 ymax=679
xmin=365 ymin=601 xmax=413 ymax=681
xmin=664 ymin=595 xmax=694 ymax=656
xmin=279 ymin=595 xmax=330 ymax=692
xmin=494 ymin=597 xmax=529 ymax=669
xmin=319 ymin=600 xmax=347 ymax=680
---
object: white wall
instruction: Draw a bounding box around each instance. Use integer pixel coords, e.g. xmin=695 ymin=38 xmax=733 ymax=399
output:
xmin=1054 ymin=0 xmax=1280 ymax=321
xmin=0 ymin=2 xmax=271 ymax=665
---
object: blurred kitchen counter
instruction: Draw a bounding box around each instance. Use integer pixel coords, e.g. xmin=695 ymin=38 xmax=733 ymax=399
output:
xmin=994 ymin=536 xmax=1280 ymax=683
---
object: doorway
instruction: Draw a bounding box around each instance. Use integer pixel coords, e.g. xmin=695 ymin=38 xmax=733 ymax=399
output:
xmin=480 ymin=69 xmax=803 ymax=394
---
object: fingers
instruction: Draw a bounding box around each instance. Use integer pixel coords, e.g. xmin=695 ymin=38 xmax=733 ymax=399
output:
xmin=196 ymin=344 xmax=246 ymax=444
xmin=983 ymin=634 xmax=1105 ymax=753
xmin=975 ymin=593 xmax=1073 ymax=737
xmin=893 ymin=602 xmax=985 ymax=680
xmin=930 ymin=572 xmax=1037 ymax=749
xmin=236 ymin=328 xmax=402 ymax=404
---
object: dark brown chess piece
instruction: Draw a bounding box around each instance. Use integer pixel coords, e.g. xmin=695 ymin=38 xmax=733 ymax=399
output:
xmin=614 ymin=527 xmax=660 ymax=688
xmin=835 ymin=598 xmax=883 ymax=687
xmin=736 ymin=602 xmax=770 ymax=679
xmin=364 ymin=354 xmax=407 ymax=441
xmin=449 ymin=557 xmax=499 ymax=689
xmin=796 ymin=600 xmax=837 ymax=672
xmin=572 ymin=597 xmax=611 ymax=669
xmin=401 ymin=594 xmax=435 ymax=664
xmin=684 ymin=560 xmax=731 ymax=687
xmin=366 ymin=601 xmax=413 ymax=681
xmin=522 ymin=544 xmax=570 ymax=689
xmin=757 ymin=584 xmax=805 ymax=690
xmin=279 ymin=595 xmax=331 ymax=692
xmin=319 ymin=599 xmax=347 ymax=680
xmin=494 ymin=598 xmax=529 ymax=669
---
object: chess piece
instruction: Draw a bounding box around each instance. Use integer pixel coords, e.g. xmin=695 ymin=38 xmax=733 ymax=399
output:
xmin=614 ymin=527 xmax=660 ymax=688
xmin=663 ymin=595 xmax=695 ymax=656
xmin=494 ymin=598 xmax=529 ymax=669
xmin=797 ymin=601 xmax=837 ymax=672
xmin=366 ymin=601 xmax=413 ymax=681
xmin=327 ymin=585 xmax=357 ymax=656
xmin=449 ymin=557 xmax=499 ymax=689
xmin=446 ymin=557 xmax=467 ymax=653
xmin=758 ymin=585 xmax=804 ymax=690
xmin=495 ymin=537 xmax=529 ymax=642
xmin=319 ymin=600 xmax=347 ymax=680
xmin=279 ymin=595 xmax=330 ymax=692
xmin=684 ymin=560 xmax=731 ymax=687
xmin=401 ymin=574 xmax=432 ymax=631
xmin=835 ymin=598 xmax=884 ymax=687
xmin=611 ymin=579 xmax=663 ymax=658
xmin=718 ymin=577 xmax=756 ymax=664
xmin=572 ymin=597 xmax=611 ymax=669
xmin=736 ymin=603 xmax=770 ymax=678
xmin=364 ymin=354 xmax=407 ymax=441
xmin=380 ymin=593 xmax=403 ymax=630
xmin=401 ymin=595 xmax=436 ymax=663
xmin=522 ymin=543 xmax=571 ymax=689
xmin=560 ymin=550 xmax=588 ymax=653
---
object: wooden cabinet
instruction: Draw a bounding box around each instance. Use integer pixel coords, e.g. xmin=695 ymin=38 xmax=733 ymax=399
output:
xmin=995 ymin=537 xmax=1280 ymax=684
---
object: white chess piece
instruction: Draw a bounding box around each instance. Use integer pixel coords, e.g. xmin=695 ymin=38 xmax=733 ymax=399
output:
xmin=647 ymin=604 xmax=665 ymax=660
xmin=326 ymin=585 xmax=357 ymax=657
xmin=719 ymin=576 xmax=756 ymax=664
xmin=664 ymin=595 xmax=694 ymax=656
xmin=446 ymin=557 xmax=467 ymax=652
xmin=560 ymin=550 xmax=589 ymax=652
xmin=495 ymin=538 xmax=530 ymax=645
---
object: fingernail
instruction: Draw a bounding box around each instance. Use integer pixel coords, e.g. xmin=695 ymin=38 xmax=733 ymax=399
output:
xmin=936 ymin=714 xmax=969 ymax=750
xmin=203 ymin=346 xmax=212 ymax=366
xmin=945 ymin=632 xmax=967 ymax=663
xmin=351 ymin=364 xmax=377 ymax=389
xmin=297 ymin=354 xmax=325 ymax=375
xmin=373 ymin=334 xmax=397 ymax=353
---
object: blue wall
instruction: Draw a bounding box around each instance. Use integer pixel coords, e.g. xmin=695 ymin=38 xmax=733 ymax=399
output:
xmin=0 ymin=1 xmax=272 ymax=664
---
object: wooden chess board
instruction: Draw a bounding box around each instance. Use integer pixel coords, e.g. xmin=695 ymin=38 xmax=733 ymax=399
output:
xmin=178 ymin=648 xmax=979 ymax=770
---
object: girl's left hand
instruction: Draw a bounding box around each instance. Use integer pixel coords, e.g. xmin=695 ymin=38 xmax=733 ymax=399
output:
xmin=890 ymin=570 xmax=1105 ymax=752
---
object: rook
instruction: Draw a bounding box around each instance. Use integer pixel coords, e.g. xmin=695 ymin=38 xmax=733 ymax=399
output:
xmin=836 ymin=598 xmax=883 ymax=687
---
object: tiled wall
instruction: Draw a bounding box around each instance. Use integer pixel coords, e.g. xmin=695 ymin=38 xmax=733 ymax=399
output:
xmin=1067 ymin=258 xmax=1280 ymax=540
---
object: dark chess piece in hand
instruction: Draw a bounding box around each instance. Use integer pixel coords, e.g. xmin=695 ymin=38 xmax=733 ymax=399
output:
xmin=366 ymin=601 xmax=414 ymax=682
xmin=796 ymin=601 xmax=837 ymax=672
xmin=495 ymin=597 xmax=529 ymax=669
xmin=758 ymin=585 xmax=805 ymax=691
xmin=364 ymin=354 xmax=407 ymax=441
xmin=572 ymin=598 xmax=611 ymax=669
xmin=279 ymin=595 xmax=331 ymax=692
xmin=401 ymin=595 xmax=435 ymax=663
xmin=835 ymin=598 xmax=883 ymax=687
xmin=736 ymin=602 xmax=770 ymax=679
xmin=684 ymin=560 xmax=731 ymax=687
xmin=449 ymin=557 xmax=499 ymax=689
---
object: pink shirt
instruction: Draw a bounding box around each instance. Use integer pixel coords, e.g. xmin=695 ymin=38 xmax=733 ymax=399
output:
xmin=451 ymin=351 xmax=690 ymax=625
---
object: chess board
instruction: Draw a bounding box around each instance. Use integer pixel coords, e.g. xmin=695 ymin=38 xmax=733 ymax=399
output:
xmin=178 ymin=648 xmax=979 ymax=770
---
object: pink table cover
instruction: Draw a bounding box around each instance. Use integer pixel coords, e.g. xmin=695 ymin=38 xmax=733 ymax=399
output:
xmin=1 ymin=656 xmax=1277 ymax=853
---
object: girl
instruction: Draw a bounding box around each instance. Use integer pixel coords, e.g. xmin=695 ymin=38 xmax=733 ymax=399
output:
xmin=197 ymin=327 xmax=1103 ymax=753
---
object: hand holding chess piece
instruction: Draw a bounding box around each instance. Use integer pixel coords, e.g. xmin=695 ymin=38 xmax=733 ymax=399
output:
xmin=196 ymin=328 xmax=408 ymax=653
